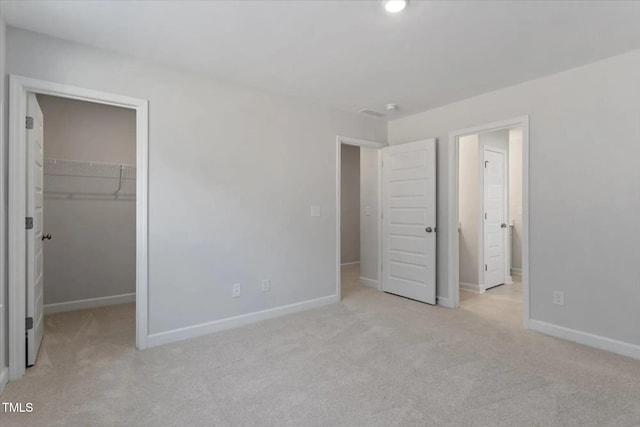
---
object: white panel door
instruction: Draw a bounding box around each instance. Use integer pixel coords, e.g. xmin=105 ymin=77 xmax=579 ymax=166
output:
xmin=483 ymin=147 xmax=507 ymax=289
xmin=382 ymin=139 xmax=436 ymax=304
xmin=26 ymin=93 xmax=45 ymax=366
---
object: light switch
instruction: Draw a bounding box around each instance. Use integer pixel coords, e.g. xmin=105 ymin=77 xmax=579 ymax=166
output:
xmin=310 ymin=205 xmax=321 ymax=217
xmin=364 ymin=206 xmax=372 ymax=216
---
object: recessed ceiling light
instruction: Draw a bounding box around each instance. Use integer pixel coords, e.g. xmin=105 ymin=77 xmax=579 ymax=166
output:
xmin=384 ymin=0 xmax=407 ymax=13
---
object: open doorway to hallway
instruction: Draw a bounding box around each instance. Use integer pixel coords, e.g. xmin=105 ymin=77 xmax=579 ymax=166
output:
xmin=458 ymin=127 xmax=524 ymax=326
xmin=337 ymin=138 xmax=383 ymax=300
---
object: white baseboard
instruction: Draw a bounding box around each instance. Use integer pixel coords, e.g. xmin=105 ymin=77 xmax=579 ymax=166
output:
xmin=529 ymin=320 xmax=640 ymax=361
xmin=460 ymin=282 xmax=484 ymax=294
xmin=341 ymin=261 xmax=360 ymax=266
xmin=147 ymin=294 xmax=339 ymax=348
xmin=359 ymin=276 xmax=379 ymax=289
xmin=437 ymin=296 xmax=455 ymax=308
xmin=43 ymin=293 xmax=136 ymax=315
xmin=0 ymin=367 xmax=8 ymax=396
xmin=511 ymin=267 xmax=522 ymax=276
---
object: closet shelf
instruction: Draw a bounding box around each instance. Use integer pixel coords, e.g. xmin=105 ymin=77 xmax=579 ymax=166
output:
xmin=44 ymin=158 xmax=136 ymax=199
xmin=44 ymin=158 xmax=136 ymax=179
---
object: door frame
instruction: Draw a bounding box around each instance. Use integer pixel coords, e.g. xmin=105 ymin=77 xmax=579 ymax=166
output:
xmin=481 ymin=145 xmax=509 ymax=290
xmin=335 ymin=136 xmax=386 ymax=299
xmin=447 ymin=115 xmax=530 ymax=328
xmin=7 ymin=75 xmax=149 ymax=380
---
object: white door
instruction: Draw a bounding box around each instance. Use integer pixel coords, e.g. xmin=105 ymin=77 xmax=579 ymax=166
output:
xmin=26 ymin=93 xmax=45 ymax=366
xmin=483 ymin=147 xmax=507 ymax=289
xmin=382 ymin=139 xmax=436 ymax=304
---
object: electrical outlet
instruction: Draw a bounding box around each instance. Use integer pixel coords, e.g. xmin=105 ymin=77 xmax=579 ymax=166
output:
xmin=261 ymin=279 xmax=270 ymax=293
xmin=232 ymin=283 xmax=241 ymax=298
xmin=553 ymin=291 xmax=564 ymax=306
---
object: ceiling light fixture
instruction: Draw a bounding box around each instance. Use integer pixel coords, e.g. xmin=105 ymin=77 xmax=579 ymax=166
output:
xmin=384 ymin=0 xmax=407 ymax=14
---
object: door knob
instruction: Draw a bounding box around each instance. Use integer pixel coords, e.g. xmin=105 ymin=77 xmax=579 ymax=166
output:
xmin=501 ymin=223 xmax=507 ymax=228
xmin=42 ymin=233 xmax=52 ymax=240
xmin=425 ymin=227 xmax=433 ymax=233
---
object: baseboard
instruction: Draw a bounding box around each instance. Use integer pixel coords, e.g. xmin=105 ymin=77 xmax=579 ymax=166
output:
xmin=511 ymin=267 xmax=522 ymax=276
xmin=437 ymin=296 xmax=455 ymax=308
xmin=529 ymin=320 xmax=640 ymax=361
xmin=341 ymin=261 xmax=360 ymax=266
xmin=147 ymin=294 xmax=340 ymax=348
xmin=460 ymin=282 xmax=484 ymax=294
xmin=0 ymin=366 xmax=8 ymax=396
xmin=358 ymin=276 xmax=379 ymax=289
xmin=43 ymin=293 xmax=136 ymax=315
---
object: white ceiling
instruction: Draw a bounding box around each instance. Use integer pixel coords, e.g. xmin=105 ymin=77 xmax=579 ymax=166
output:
xmin=3 ymin=1 xmax=640 ymax=119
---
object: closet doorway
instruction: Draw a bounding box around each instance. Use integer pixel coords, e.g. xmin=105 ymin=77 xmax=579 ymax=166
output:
xmin=8 ymin=76 xmax=149 ymax=381
xmin=29 ymin=94 xmax=137 ymax=367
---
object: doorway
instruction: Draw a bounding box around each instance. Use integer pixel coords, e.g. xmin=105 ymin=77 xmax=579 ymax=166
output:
xmin=8 ymin=76 xmax=149 ymax=380
xmin=336 ymin=136 xmax=438 ymax=306
xmin=448 ymin=116 xmax=530 ymax=327
xmin=24 ymin=94 xmax=136 ymax=368
xmin=336 ymin=136 xmax=385 ymax=300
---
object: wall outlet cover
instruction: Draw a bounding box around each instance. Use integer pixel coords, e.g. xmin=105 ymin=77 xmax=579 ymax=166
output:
xmin=232 ymin=283 xmax=241 ymax=298
xmin=553 ymin=291 xmax=564 ymax=306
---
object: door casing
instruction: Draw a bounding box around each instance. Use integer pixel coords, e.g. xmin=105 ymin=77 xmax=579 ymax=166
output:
xmin=7 ymin=75 xmax=149 ymax=380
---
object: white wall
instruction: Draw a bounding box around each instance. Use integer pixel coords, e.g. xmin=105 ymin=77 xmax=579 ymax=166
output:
xmin=5 ymin=27 xmax=387 ymax=338
xmin=0 ymin=13 xmax=8 ymax=393
xmin=340 ymin=144 xmax=360 ymax=264
xmin=38 ymin=94 xmax=136 ymax=308
xmin=458 ymin=134 xmax=479 ymax=286
xmin=509 ymin=128 xmax=523 ymax=272
xmin=359 ymin=146 xmax=379 ymax=282
xmin=389 ymin=49 xmax=640 ymax=347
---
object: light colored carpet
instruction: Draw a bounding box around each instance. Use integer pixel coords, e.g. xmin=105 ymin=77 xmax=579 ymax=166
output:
xmin=2 ymin=265 xmax=640 ymax=426
xmin=460 ymin=275 xmax=523 ymax=328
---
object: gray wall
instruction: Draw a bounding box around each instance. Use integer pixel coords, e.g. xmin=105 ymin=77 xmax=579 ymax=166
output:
xmin=340 ymin=144 xmax=360 ymax=264
xmin=389 ymin=49 xmax=640 ymax=346
xmin=359 ymin=146 xmax=379 ymax=282
xmin=509 ymin=128 xmax=523 ymax=272
xmin=458 ymin=134 xmax=479 ymax=285
xmin=38 ymin=94 xmax=136 ymax=306
xmin=5 ymin=27 xmax=387 ymax=336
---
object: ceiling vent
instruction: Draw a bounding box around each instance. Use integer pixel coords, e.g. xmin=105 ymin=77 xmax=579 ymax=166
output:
xmin=359 ymin=108 xmax=386 ymax=118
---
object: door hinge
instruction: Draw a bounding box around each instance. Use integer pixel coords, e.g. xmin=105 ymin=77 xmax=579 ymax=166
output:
xmin=26 ymin=317 xmax=34 ymax=330
xmin=26 ymin=116 xmax=34 ymax=130
xmin=485 ymin=265 xmax=488 ymax=271
xmin=26 ymin=217 xmax=34 ymax=230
